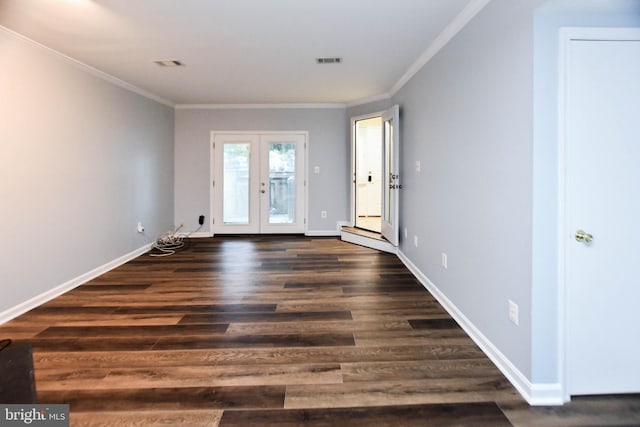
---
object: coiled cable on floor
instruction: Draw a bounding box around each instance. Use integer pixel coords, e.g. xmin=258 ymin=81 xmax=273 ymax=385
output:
xmin=149 ymin=224 xmax=202 ymax=257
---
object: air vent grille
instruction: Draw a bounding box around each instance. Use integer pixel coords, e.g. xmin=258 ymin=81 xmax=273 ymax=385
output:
xmin=316 ymin=57 xmax=342 ymax=64
xmin=153 ymin=60 xmax=184 ymax=67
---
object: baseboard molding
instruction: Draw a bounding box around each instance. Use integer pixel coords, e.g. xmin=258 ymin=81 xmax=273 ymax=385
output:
xmin=177 ymin=231 xmax=213 ymax=239
xmin=306 ymin=230 xmax=341 ymax=237
xmin=397 ymin=250 xmax=565 ymax=406
xmin=0 ymin=243 xmax=153 ymax=325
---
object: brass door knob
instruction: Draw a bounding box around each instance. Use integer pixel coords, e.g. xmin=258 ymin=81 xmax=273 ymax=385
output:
xmin=575 ymin=230 xmax=593 ymax=244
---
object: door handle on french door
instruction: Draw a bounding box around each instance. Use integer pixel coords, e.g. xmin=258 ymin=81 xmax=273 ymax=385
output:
xmin=575 ymin=229 xmax=593 ymax=244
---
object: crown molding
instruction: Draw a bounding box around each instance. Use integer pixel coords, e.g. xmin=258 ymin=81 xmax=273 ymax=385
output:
xmin=175 ymin=103 xmax=346 ymax=110
xmin=0 ymin=25 xmax=175 ymax=108
xmin=389 ymin=0 xmax=492 ymax=96
xmin=346 ymin=92 xmax=392 ymax=108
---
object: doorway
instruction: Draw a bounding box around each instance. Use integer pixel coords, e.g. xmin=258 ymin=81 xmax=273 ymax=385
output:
xmin=211 ymin=132 xmax=307 ymax=234
xmin=354 ymin=116 xmax=382 ymax=233
xmin=346 ymin=105 xmax=400 ymax=251
xmin=560 ymin=28 xmax=640 ymax=397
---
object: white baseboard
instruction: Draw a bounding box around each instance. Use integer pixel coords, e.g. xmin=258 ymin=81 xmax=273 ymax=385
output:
xmin=397 ymin=249 xmax=565 ymax=406
xmin=177 ymin=231 xmax=213 ymax=238
xmin=0 ymin=243 xmax=153 ymax=325
xmin=306 ymin=230 xmax=341 ymax=237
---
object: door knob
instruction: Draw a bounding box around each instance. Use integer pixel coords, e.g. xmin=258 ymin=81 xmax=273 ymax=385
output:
xmin=575 ymin=229 xmax=593 ymax=244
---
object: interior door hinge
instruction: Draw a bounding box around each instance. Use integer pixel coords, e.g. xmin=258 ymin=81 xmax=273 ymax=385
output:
xmin=212 ymin=180 xmax=215 ymax=188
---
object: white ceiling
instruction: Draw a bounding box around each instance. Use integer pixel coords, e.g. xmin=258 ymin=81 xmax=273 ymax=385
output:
xmin=0 ymin=0 xmax=477 ymax=106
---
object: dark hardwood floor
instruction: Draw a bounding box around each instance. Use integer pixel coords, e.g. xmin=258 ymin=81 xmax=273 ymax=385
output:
xmin=1 ymin=236 xmax=638 ymax=426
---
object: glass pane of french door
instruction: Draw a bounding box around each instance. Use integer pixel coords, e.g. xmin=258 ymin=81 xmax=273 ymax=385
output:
xmin=213 ymin=134 xmax=260 ymax=234
xmin=223 ymin=143 xmax=250 ymax=224
xmin=260 ymin=134 xmax=305 ymax=233
xmin=267 ymin=143 xmax=296 ymax=224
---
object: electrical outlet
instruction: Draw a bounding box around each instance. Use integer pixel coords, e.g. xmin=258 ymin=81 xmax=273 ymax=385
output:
xmin=321 ymin=211 xmax=327 ymax=219
xmin=414 ymin=235 xmax=418 ymax=247
xmin=198 ymin=215 xmax=205 ymax=225
xmin=314 ymin=166 xmax=320 ymax=174
xmin=508 ymin=300 xmax=519 ymax=326
xmin=404 ymin=227 xmax=408 ymax=238
xmin=441 ymin=252 xmax=448 ymax=269
xmin=137 ymin=222 xmax=144 ymax=233
xmin=416 ymin=160 xmax=421 ymax=172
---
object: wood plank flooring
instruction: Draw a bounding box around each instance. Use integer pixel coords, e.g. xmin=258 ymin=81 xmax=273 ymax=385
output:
xmin=1 ymin=236 xmax=639 ymax=426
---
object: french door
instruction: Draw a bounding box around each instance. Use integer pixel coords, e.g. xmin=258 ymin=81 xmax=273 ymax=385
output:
xmin=212 ymin=133 xmax=306 ymax=234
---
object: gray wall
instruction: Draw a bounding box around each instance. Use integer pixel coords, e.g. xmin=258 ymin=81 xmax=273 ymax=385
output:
xmin=392 ymin=0 xmax=543 ymax=379
xmin=174 ymin=107 xmax=349 ymax=234
xmin=0 ymin=28 xmax=174 ymax=316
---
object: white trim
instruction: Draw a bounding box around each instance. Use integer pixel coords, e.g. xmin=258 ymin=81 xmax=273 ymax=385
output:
xmin=397 ymin=249 xmax=564 ymax=406
xmin=178 ymin=231 xmax=213 ymax=239
xmin=0 ymin=25 xmax=174 ymax=108
xmin=176 ymin=103 xmax=345 ymax=110
xmin=389 ymin=0 xmax=492 ymax=96
xmin=346 ymin=93 xmax=392 ymax=108
xmin=209 ymin=133 xmax=216 ymax=238
xmin=0 ymin=243 xmax=153 ymax=325
xmin=306 ymin=230 xmax=341 ymax=237
xmin=557 ymin=26 xmax=571 ymax=404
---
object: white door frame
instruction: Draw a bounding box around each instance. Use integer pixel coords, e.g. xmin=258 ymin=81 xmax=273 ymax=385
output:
xmin=557 ymin=27 xmax=640 ymax=401
xmin=210 ymin=131 xmax=309 ymax=235
xmin=349 ymin=111 xmax=385 ymax=228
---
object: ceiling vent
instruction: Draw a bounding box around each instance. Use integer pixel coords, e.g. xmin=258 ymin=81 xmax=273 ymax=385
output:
xmin=153 ymin=60 xmax=185 ymax=67
xmin=316 ymin=57 xmax=342 ymax=64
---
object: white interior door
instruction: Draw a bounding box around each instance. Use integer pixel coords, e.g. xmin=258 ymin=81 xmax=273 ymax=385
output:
xmin=213 ymin=133 xmax=306 ymax=234
xmin=381 ymin=105 xmax=400 ymax=246
xmin=562 ymin=29 xmax=640 ymax=396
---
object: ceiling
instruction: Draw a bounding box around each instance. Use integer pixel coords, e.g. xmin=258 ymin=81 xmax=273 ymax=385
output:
xmin=0 ymin=0 xmax=476 ymax=106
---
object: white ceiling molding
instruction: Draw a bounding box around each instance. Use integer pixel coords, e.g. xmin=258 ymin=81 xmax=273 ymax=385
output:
xmin=175 ymin=103 xmax=346 ymax=110
xmin=346 ymin=92 xmax=392 ymax=109
xmin=0 ymin=24 xmax=175 ymax=108
xmin=389 ymin=0 xmax=493 ymax=97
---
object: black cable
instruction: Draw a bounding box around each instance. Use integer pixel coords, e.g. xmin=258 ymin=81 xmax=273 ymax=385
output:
xmin=0 ymin=339 xmax=11 ymax=352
